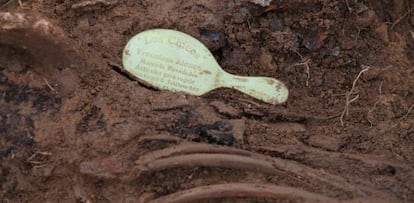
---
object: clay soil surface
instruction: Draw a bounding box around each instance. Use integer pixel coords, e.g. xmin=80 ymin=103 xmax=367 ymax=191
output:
xmin=1 ymin=0 xmax=414 ymax=202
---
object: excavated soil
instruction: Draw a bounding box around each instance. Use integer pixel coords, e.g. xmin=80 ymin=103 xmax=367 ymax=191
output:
xmin=1 ymin=0 xmax=414 ymax=202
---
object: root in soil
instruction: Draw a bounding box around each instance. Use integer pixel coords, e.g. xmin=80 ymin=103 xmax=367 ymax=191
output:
xmin=340 ymin=65 xmax=371 ymax=126
xmin=366 ymin=81 xmax=383 ymax=127
xmin=149 ymin=183 xmax=336 ymax=203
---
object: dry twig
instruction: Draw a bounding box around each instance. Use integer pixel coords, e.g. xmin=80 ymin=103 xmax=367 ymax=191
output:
xmin=43 ymin=78 xmax=56 ymax=92
xmin=26 ymin=151 xmax=52 ymax=165
xmin=27 ymin=151 xmax=52 ymax=161
xmin=292 ymin=51 xmax=311 ymax=86
xmin=367 ymin=81 xmax=383 ymax=127
xmin=0 ymin=0 xmax=15 ymax=9
xmin=340 ymin=65 xmax=371 ymax=126
xmin=345 ymin=0 xmax=352 ymax=13
xmin=392 ymin=104 xmax=414 ymax=128
xmin=291 ymin=59 xmax=311 ymax=86
xmin=390 ymin=7 xmax=414 ymax=30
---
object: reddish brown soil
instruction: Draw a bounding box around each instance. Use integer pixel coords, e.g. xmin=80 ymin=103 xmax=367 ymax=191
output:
xmin=1 ymin=0 xmax=414 ymax=202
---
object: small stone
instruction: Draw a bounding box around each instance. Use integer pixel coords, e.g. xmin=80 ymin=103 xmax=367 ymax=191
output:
xmin=199 ymin=29 xmax=226 ymax=51
xmin=374 ymin=23 xmax=389 ymax=43
xmin=307 ymin=135 xmax=344 ymax=151
xmin=322 ymin=46 xmax=340 ymax=57
xmin=259 ymin=48 xmax=276 ymax=70
xmin=228 ymin=119 xmax=246 ymax=143
xmin=197 ymin=121 xmax=235 ymax=146
xmin=356 ymin=9 xmax=377 ymax=28
xmin=233 ymin=8 xmax=250 ymax=24
xmin=56 ymin=68 xmax=80 ymax=95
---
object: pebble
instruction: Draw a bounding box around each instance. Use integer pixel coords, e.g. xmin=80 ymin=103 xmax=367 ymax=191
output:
xmin=229 ymin=119 xmax=246 ymax=143
xmin=374 ymin=23 xmax=389 ymax=43
xmin=233 ymin=8 xmax=250 ymax=24
xmin=200 ymin=29 xmax=226 ymax=51
xmin=321 ymin=46 xmax=340 ymax=57
xmin=356 ymin=9 xmax=377 ymax=28
xmin=197 ymin=121 xmax=235 ymax=146
xmin=259 ymin=48 xmax=276 ymax=70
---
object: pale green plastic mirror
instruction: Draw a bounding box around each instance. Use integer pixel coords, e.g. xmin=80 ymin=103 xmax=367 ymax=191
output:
xmin=122 ymin=29 xmax=288 ymax=104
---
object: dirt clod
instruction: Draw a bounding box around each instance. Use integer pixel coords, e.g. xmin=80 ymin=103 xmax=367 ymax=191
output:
xmin=210 ymin=100 xmax=242 ymax=118
xmin=307 ymin=135 xmax=344 ymax=151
